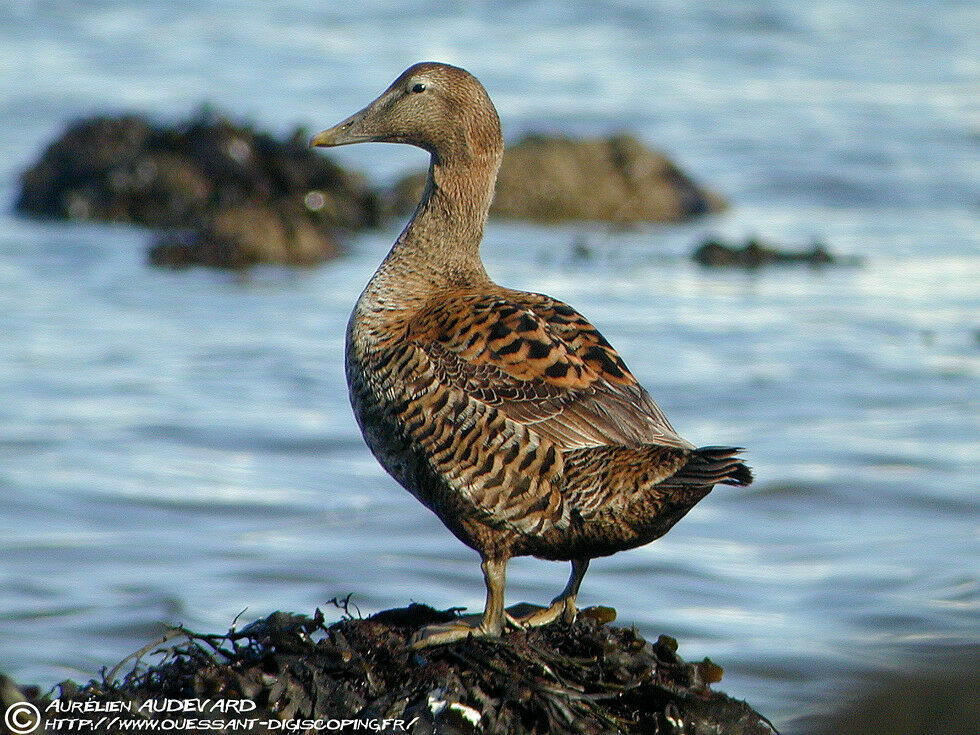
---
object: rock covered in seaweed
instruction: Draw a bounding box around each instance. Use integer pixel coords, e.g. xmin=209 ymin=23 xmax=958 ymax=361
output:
xmin=148 ymin=200 xmax=337 ymax=270
xmin=691 ymin=237 xmax=859 ymax=269
xmin=3 ymin=606 xmax=777 ymax=735
xmin=390 ymin=134 xmax=726 ymax=224
xmin=15 ymin=111 xmax=381 ymax=269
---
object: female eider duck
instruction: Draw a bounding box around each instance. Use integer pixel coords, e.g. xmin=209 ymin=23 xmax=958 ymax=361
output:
xmin=312 ymin=62 xmax=752 ymax=648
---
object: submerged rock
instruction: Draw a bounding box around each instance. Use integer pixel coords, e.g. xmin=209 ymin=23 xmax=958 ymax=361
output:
xmin=390 ymin=134 xmax=727 ymax=224
xmin=3 ymin=606 xmax=777 ymax=735
xmin=148 ymin=200 xmax=339 ymax=270
xmin=691 ymin=237 xmax=858 ymax=269
xmin=16 ymin=112 xmax=379 ymax=268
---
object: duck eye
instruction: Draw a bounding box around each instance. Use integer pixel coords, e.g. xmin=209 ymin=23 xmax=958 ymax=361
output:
xmin=410 ymin=82 xmax=426 ymax=94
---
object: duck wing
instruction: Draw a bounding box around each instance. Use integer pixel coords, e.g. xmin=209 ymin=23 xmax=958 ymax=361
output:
xmin=408 ymin=289 xmax=692 ymax=452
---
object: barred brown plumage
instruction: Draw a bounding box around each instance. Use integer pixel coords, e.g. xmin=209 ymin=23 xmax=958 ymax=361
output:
xmin=312 ymin=62 xmax=753 ymax=647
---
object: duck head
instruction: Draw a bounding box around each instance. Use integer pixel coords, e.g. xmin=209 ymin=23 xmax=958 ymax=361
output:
xmin=311 ymin=62 xmax=503 ymax=164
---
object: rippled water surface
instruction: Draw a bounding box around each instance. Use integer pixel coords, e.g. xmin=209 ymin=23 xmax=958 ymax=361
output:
xmin=1 ymin=1 xmax=977 ymax=729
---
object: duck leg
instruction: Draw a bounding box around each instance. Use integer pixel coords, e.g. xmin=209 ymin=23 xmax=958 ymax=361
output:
xmin=411 ymin=557 xmax=507 ymax=648
xmin=514 ymin=558 xmax=590 ymax=628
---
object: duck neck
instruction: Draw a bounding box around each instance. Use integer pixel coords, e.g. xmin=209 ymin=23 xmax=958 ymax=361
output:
xmin=362 ymin=149 xmax=501 ymax=311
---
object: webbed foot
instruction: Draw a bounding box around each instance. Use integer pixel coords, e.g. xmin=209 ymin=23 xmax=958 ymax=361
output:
xmin=510 ymin=559 xmax=590 ymax=629
xmin=412 ymin=557 xmax=509 ymax=648
xmin=410 ymin=614 xmax=502 ymax=648
xmin=509 ymin=597 xmax=577 ymax=628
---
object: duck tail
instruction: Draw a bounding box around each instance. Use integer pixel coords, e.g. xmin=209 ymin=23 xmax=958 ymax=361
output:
xmin=670 ymin=446 xmax=753 ymax=487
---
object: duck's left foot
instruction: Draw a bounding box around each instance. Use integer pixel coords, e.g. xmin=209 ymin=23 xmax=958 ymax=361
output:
xmin=508 ymin=597 xmax=577 ymax=628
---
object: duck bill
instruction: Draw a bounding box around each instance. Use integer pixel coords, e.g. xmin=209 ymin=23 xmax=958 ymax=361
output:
xmin=311 ymin=92 xmax=394 ymax=148
xmin=310 ymin=108 xmax=368 ymax=147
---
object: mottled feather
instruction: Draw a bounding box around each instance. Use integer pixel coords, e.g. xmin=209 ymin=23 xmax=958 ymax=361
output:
xmin=348 ymin=330 xmax=570 ymax=537
xmin=408 ymin=288 xmax=693 ymax=452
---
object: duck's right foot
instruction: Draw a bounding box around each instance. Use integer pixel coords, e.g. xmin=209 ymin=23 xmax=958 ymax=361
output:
xmin=410 ymin=616 xmax=503 ymax=649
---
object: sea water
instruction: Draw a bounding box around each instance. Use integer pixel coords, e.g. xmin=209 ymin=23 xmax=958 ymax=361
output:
xmin=0 ymin=1 xmax=976 ymax=729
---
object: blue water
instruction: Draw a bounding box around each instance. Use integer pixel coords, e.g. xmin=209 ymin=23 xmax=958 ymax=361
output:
xmin=0 ymin=1 xmax=977 ymax=730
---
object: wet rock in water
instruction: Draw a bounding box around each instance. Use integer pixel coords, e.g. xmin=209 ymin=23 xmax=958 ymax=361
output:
xmin=16 ymin=111 xmax=380 ymax=268
xmin=4 ymin=606 xmax=777 ymax=735
xmin=390 ymin=134 xmax=726 ymax=224
xmin=691 ymin=237 xmax=858 ymax=269
xmin=148 ymin=200 xmax=340 ymax=270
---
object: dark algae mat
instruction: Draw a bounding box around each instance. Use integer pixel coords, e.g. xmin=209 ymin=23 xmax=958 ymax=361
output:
xmin=1 ymin=604 xmax=777 ymax=734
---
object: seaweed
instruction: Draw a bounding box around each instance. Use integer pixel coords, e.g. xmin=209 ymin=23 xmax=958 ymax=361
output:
xmin=3 ymin=605 xmax=777 ymax=734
